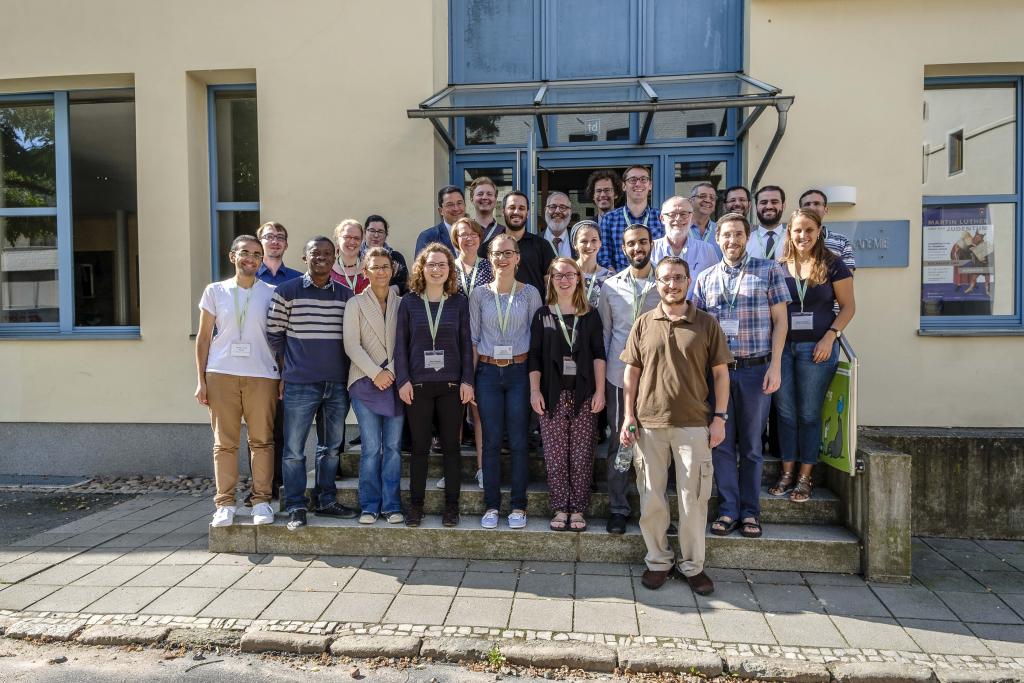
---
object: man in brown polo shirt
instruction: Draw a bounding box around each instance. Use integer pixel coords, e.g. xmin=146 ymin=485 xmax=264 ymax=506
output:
xmin=620 ymin=256 xmax=732 ymax=595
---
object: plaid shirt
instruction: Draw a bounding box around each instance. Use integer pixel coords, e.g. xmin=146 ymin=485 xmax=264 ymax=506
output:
xmin=597 ymin=205 xmax=664 ymax=272
xmin=693 ymin=255 xmax=791 ymax=358
xmin=823 ymin=227 xmax=856 ymax=270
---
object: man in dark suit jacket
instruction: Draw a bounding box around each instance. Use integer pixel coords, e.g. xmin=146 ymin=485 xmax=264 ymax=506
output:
xmin=415 ymin=185 xmax=466 ymax=256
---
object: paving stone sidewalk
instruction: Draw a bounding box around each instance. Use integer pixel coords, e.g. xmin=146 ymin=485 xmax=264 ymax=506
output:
xmin=1 ymin=493 xmax=1022 ymax=677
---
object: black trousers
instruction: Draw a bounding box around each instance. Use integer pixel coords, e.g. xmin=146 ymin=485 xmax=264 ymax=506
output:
xmin=406 ymin=381 xmax=463 ymax=507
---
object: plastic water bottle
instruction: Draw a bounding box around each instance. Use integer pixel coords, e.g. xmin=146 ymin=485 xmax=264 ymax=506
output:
xmin=614 ymin=425 xmax=637 ymax=473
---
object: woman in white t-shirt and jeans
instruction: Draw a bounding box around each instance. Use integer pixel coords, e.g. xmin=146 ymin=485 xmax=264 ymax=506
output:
xmin=195 ymin=235 xmax=280 ymax=528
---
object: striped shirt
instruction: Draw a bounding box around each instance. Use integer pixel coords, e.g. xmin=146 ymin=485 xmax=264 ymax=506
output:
xmin=469 ymin=282 xmax=542 ymax=357
xmin=597 ymin=205 xmax=665 ymax=272
xmin=693 ymin=256 xmax=791 ymax=359
xmin=823 ymin=227 xmax=856 ymax=270
xmin=267 ymin=273 xmax=352 ymax=384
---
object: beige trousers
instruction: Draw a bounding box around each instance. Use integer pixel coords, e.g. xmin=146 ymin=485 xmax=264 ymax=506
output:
xmin=206 ymin=372 xmax=278 ymax=508
xmin=634 ymin=426 xmax=714 ymax=576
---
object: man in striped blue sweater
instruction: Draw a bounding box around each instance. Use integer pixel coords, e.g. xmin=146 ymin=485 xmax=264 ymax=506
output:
xmin=267 ymin=236 xmax=358 ymax=530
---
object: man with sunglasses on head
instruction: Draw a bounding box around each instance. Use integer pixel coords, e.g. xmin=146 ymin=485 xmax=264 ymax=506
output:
xmin=597 ymin=165 xmax=664 ymax=272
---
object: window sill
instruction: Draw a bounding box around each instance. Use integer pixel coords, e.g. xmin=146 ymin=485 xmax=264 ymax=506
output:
xmin=0 ymin=330 xmax=141 ymax=341
xmin=917 ymin=328 xmax=1024 ymax=337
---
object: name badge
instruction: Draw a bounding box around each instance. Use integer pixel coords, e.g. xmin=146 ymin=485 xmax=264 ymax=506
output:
xmin=720 ymin=318 xmax=740 ymax=337
xmin=424 ymin=350 xmax=445 ymax=371
xmin=791 ymin=312 xmax=814 ymax=331
xmin=493 ymin=345 xmax=514 ymax=360
xmin=230 ymin=342 xmax=252 ymax=357
xmin=563 ymin=357 xmax=577 ymax=376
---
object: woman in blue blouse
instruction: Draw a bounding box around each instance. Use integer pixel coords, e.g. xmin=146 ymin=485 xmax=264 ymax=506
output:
xmin=769 ymin=209 xmax=855 ymax=503
xmin=469 ymin=234 xmax=542 ymax=530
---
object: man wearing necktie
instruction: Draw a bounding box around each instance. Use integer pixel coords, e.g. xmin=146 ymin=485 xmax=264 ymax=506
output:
xmin=748 ymin=186 xmax=787 ymax=261
xmin=543 ymin=191 xmax=574 ymax=259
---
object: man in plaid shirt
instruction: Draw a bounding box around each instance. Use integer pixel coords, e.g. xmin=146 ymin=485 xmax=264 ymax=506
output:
xmin=693 ymin=213 xmax=790 ymax=540
xmin=597 ymin=165 xmax=664 ymax=272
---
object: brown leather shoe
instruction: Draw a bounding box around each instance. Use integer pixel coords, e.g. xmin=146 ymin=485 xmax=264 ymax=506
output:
xmin=685 ymin=570 xmax=715 ymax=596
xmin=640 ymin=569 xmax=670 ymax=590
xmin=442 ymin=504 xmax=459 ymax=527
xmin=405 ymin=504 xmax=424 ymax=528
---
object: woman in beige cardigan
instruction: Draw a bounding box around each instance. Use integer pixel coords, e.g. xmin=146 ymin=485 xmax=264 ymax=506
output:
xmin=343 ymin=247 xmax=404 ymax=525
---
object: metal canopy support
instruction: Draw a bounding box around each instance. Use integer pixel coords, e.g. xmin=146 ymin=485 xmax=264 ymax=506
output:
xmin=429 ymin=117 xmax=455 ymax=151
xmin=736 ymin=104 xmax=767 ymax=140
xmin=751 ymin=99 xmax=792 ymax=193
xmin=639 ymin=111 xmax=654 ymax=145
xmin=535 ymin=113 xmax=548 ymax=148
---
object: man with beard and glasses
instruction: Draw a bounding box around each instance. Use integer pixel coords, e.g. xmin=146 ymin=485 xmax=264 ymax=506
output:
xmin=587 ymin=169 xmax=620 ymax=224
xmin=748 ymin=186 xmax=787 ymax=261
xmin=650 ymin=196 xmax=718 ymax=299
xmin=724 ymin=186 xmax=752 ymax=220
xmin=597 ymin=224 xmax=662 ymax=534
xmin=620 ymin=256 xmax=732 ymax=594
xmin=597 ymin=165 xmax=663 ymax=272
xmin=689 ymin=182 xmax=720 ymax=255
xmin=482 ymin=191 xmax=556 ymax=294
xmin=543 ymin=191 xmax=574 ymax=259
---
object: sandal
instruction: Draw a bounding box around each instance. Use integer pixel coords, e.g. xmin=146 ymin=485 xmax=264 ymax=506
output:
xmin=549 ymin=512 xmax=568 ymax=531
xmin=790 ymin=475 xmax=813 ymax=503
xmin=569 ymin=513 xmax=587 ymax=532
xmin=768 ymin=470 xmax=795 ymax=496
xmin=740 ymin=517 xmax=763 ymax=538
xmin=710 ymin=516 xmax=739 ymax=536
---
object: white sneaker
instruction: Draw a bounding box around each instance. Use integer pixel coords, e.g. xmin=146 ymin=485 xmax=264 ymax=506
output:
xmin=358 ymin=512 xmax=378 ymax=525
xmin=480 ymin=509 xmax=499 ymax=529
xmin=508 ymin=510 xmax=527 ymax=529
xmin=475 ymin=468 xmax=484 ymax=489
xmin=435 ymin=477 xmax=446 ymax=489
xmin=386 ymin=512 xmax=405 ymax=525
xmin=251 ymin=503 xmax=274 ymax=526
xmin=210 ymin=506 xmax=236 ymax=527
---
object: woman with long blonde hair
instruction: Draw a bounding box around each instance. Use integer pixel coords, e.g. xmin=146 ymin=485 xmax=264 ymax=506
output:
xmin=528 ymin=257 xmax=606 ymax=531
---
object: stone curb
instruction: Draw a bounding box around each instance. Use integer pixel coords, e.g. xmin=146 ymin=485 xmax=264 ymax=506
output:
xmin=726 ymin=654 xmax=831 ymax=682
xmin=166 ymin=628 xmax=242 ymax=650
xmin=77 ymin=625 xmax=170 ymax=646
xmin=936 ymin=670 xmax=1024 ymax=683
xmin=501 ymin=640 xmax=617 ymax=673
xmin=5 ymin=620 xmax=85 ymax=643
xmin=239 ymin=630 xmax=331 ymax=654
xmin=829 ymin=661 xmax=937 ymax=682
xmin=329 ymin=635 xmax=422 ymax=659
xmin=617 ymin=644 xmax=723 ymax=676
xmin=420 ymin=636 xmax=492 ymax=663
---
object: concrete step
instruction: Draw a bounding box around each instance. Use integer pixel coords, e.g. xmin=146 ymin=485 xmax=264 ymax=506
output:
xmin=338 ymin=447 xmax=825 ymax=486
xmin=210 ymin=515 xmax=861 ymax=573
xmin=313 ymin=478 xmax=841 ymax=526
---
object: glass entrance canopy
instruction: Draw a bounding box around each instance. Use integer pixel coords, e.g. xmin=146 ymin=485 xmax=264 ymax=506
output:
xmin=408 ymin=73 xmax=794 ymax=190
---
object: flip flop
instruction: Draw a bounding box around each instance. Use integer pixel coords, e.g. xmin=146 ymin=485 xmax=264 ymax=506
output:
xmin=740 ymin=518 xmax=763 ymax=538
xmin=569 ymin=513 xmax=587 ymax=532
xmin=549 ymin=513 xmax=568 ymax=531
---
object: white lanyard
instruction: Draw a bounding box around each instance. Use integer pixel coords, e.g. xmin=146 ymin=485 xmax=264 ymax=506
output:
xmin=623 ymin=206 xmax=649 ymax=228
xmin=482 ymin=221 xmax=500 ymax=244
xmin=338 ymin=261 xmax=360 ymax=291
xmin=457 ymin=258 xmax=479 ymax=296
xmin=756 ymin=230 xmax=780 ymax=259
xmin=553 ymin=305 xmax=578 ymax=349
xmin=232 ymin=280 xmax=254 ymax=340
xmin=584 ymin=270 xmax=600 ymax=302
xmin=422 ymin=294 xmax=446 ymax=349
xmin=627 ymin=273 xmax=655 ymax=322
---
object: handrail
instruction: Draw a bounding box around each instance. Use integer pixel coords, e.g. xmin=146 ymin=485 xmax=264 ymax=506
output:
xmin=839 ymin=334 xmax=857 ymax=366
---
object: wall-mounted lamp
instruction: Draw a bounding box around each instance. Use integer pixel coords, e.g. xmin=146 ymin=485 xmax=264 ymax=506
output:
xmin=821 ymin=186 xmax=857 ymax=207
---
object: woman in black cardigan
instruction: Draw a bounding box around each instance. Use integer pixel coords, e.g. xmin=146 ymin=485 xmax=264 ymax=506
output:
xmin=528 ymin=257 xmax=606 ymax=532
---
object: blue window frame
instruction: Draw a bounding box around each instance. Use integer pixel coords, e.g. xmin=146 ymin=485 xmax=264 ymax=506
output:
xmin=208 ymin=84 xmax=260 ymax=280
xmin=921 ymin=76 xmax=1023 ymax=333
xmin=1 ymin=90 xmax=139 ymax=339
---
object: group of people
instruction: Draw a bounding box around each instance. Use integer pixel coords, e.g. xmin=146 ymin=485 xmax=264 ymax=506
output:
xmin=194 ymin=167 xmax=856 ymax=596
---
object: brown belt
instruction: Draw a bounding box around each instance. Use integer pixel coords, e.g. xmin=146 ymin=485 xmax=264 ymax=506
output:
xmin=478 ymin=353 xmax=528 ymax=367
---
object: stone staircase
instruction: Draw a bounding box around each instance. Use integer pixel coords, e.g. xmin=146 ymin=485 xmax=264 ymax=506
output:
xmin=210 ymin=445 xmax=862 ymax=574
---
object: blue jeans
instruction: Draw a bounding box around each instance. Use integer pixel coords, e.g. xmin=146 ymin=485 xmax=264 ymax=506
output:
xmin=476 ymin=362 xmax=530 ymax=511
xmin=775 ymin=341 xmax=839 ymax=465
xmin=710 ymin=363 xmax=771 ymax=521
xmin=282 ymin=381 xmax=349 ymax=513
xmin=350 ymin=397 xmax=404 ymax=516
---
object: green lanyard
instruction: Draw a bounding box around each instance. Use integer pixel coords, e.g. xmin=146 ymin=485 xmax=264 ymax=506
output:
xmin=232 ymin=280 xmax=254 ymax=340
xmin=584 ymin=271 xmax=599 ymax=303
xmin=422 ymin=294 xmax=446 ymax=349
xmin=628 ymin=273 xmax=655 ymax=322
xmin=553 ymin=306 xmax=578 ymax=349
xmin=338 ymin=261 xmax=360 ymax=291
xmin=755 ymin=230 xmax=779 ymax=259
xmin=794 ymin=276 xmax=809 ymax=313
xmin=718 ymin=256 xmax=748 ymax=311
xmin=457 ymin=258 xmax=479 ymax=296
xmin=622 ymin=206 xmax=649 ymax=228
xmin=492 ymin=283 xmax=518 ymax=336
xmin=482 ymin=221 xmax=500 ymax=244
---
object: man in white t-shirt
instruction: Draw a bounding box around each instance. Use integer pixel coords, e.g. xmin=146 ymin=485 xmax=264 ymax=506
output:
xmin=195 ymin=234 xmax=280 ymax=528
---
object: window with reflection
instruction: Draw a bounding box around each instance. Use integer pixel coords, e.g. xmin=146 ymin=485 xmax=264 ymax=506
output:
xmin=210 ymin=87 xmax=260 ymax=278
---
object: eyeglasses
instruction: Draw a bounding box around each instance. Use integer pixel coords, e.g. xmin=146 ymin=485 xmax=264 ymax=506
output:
xmin=624 ymin=176 xmax=651 ymax=185
xmin=693 ymin=193 xmax=717 ymax=201
xmin=658 ymin=275 xmax=689 ymax=284
xmin=366 ymin=265 xmax=392 ymax=273
xmin=234 ymin=249 xmax=264 ymax=260
xmin=457 ymin=232 xmax=480 ymax=241
xmin=490 ymin=250 xmax=518 ymax=259
xmin=593 ymin=188 xmax=614 ymax=195
xmin=260 ymin=234 xmax=286 ymax=242
xmin=663 ymin=211 xmax=693 ymax=221
xmin=341 ymin=236 xmax=362 ymax=243
xmin=365 ymin=228 xmax=387 ymax=236
xmin=546 ymin=204 xmax=571 ymax=213
xmin=551 ymin=272 xmax=578 ymax=281
xmin=424 ymin=262 xmax=449 ymax=270
xmin=442 ymin=201 xmax=465 ymax=210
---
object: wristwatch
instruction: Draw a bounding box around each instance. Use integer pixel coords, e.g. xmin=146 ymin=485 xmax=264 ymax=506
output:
xmin=713 ymin=412 xmax=729 ymax=422
xmin=829 ymin=327 xmax=843 ymax=338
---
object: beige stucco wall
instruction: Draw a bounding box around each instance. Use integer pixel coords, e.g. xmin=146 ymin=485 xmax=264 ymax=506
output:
xmin=1 ymin=0 xmax=1022 ymax=428
xmin=0 ymin=0 xmax=444 ymax=423
xmin=747 ymin=0 xmax=1024 ymax=427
